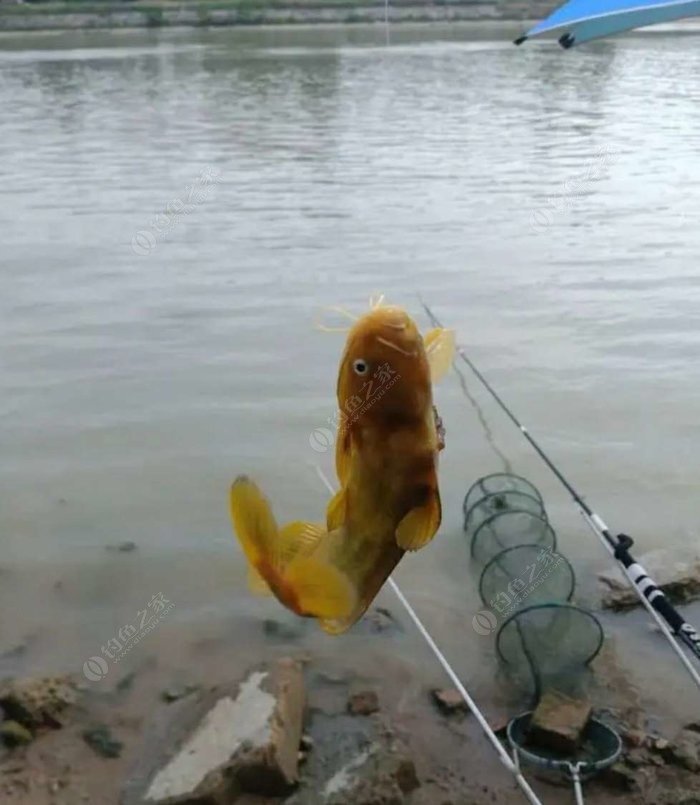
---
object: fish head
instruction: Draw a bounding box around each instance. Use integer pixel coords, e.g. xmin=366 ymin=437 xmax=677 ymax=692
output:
xmin=337 ymin=305 xmax=431 ymax=425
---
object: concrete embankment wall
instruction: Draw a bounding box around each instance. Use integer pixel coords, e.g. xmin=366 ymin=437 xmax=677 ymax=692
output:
xmin=0 ymin=1 xmax=553 ymax=32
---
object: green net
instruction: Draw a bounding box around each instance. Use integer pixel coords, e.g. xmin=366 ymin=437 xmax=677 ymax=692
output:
xmin=465 ymin=490 xmax=547 ymax=542
xmin=470 ymin=510 xmax=556 ymax=565
xmin=466 ymin=473 xmax=604 ymax=704
xmin=497 ymin=603 xmax=604 ymax=701
xmin=479 ymin=544 xmax=575 ymax=615
xmin=464 ymin=473 xmax=544 ymax=527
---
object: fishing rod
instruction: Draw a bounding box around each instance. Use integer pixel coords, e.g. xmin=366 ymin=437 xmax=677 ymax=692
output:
xmin=420 ymin=300 xmax=700 ymax=691
xmin=314 ymin=465 xmax=545 ymax=805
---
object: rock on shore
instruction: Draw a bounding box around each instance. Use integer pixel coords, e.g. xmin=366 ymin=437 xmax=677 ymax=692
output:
xmin=599 ymin=549 xmax=700 ymax=611
xmin=121 ymin=658 xmax=304 ymax=804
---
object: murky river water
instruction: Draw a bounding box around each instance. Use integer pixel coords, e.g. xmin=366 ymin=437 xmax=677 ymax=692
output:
xmin=1 ymin=23 xmax=700 ymax=724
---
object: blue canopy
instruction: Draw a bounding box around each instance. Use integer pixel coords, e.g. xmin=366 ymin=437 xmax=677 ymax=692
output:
xmin=515 ymin=0 xmax=700 ymax=48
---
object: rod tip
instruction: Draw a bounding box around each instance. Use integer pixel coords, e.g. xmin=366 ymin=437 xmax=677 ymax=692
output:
xmin=513 ymin=35 xmax=528 ymax=46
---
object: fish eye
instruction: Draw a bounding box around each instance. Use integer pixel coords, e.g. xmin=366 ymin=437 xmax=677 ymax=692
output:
xmin=353 ymin=359 xmax=369 ymax=376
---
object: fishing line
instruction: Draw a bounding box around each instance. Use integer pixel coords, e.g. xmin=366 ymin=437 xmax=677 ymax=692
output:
xmin=419 ymin=299 xmax=700 ymax=692
xmin=451 ymin=358 xmax=513 ymax=474
xmin=314 ymin=464 xmax=545 ymax=805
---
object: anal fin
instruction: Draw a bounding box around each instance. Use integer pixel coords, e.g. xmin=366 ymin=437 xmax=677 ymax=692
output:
xmin=277 ymin=521 xmax=326 ymax=567
xmin=285 ymin=557 xmax=357 ymax=621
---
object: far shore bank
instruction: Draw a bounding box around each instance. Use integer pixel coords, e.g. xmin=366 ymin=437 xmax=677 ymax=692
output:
xmin=0 ymin=0 xmax=551 ymax=33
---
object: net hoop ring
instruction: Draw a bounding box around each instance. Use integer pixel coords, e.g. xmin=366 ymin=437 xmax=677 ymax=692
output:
xmin=470 ymin=509 xmax=556 ymax=561
xmin=478 ymin=543 xmax=576 ymax=609
xmin=463 ymin=472 xmax=544 ymax=521
xmin=496 ymin=602 xmax=605 ymax=668
xmin=464 ymin=489 xmax=547 ymax=534
xmin=507 ymin=711 xmax=622 ymax=778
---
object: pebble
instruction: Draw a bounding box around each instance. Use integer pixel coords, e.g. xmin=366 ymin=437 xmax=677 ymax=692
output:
xmin=0 ymin=720 xmax=34 ymax=747
xmin=623 ymin=728 xmax=647 ymax=748
xmin=82 ymin=725 xmax=123 ymax=758
xmin=263 ymin=618 xmax=304 ymax=641
xmin=160 ymin=684 xmax=199 ymax=703
xmin=347 ymin=691 xmax=380 ymax=716
xmin=431 ymin=688 xmax=469 ymax=716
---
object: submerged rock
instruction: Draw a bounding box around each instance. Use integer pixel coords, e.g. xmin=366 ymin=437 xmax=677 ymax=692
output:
xmin=0 ymin=720 xmax=34 ymax=747
xmin=599 ymin=549 xmax=700 ymax=610
xmin=347 ymin=691 xmax=380 ymax=716
xmin=263 ymin=618 xmax=305 ymax=641
xmin=0 ymin=675 xmax=77 ymax=730
xmin=106 ymin=541 xmax=138 ymax=553
xmin=601 ymin=761 xmax=638 ymax=792
xmin=322 ymin=736 xmax=419 ymax=805
xmin=160 ymin=685 xmax=199 ymax=704
xmin=528 ymin=690 xmax=592 ymax=755
xmin=652 ymin=731 xmax=700 ymax=772
xmin=83 ymin=725 xmax=123 ymax=758
xmin=431 ymin=688 xmax=469 ymax=717
xmin=121 ymin=657 xmax=305 ymax=804
xmin=366 ymin=607 xmax=403 ymax=635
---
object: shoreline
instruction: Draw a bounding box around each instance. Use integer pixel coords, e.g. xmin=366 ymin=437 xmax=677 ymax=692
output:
xmin=0 ymin=1 xmax=549 ymax=33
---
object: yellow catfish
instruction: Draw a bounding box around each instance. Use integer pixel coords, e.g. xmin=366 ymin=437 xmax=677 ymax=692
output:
xmin=230 ymin=304 xmax=454 ymax=633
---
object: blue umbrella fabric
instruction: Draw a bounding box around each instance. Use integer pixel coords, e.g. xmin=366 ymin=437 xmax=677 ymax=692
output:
xmin=515 ymin=0 xmax=700 ymax=48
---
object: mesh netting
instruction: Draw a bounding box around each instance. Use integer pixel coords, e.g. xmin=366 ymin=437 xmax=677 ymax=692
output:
xmin=466 ymin=473 xmax=604 ymax=704
xmin=497 ymin=603 xmax=604 ymax=700
xmin=464 ymin=473 xmax=543 ymax=525
xmin=471 ymin=510 xmax=556 ymax=565
xmin=479 ymin=544 xmax=575 ymax=613
xmin=465 ymin=490 xmax=547 ymax=542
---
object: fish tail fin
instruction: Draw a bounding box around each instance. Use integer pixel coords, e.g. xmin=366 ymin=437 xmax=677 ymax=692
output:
xmin=284 ymin=556 xmax=357 ymax=621
xmin=247 ymin=564 xmax=273 ymax=596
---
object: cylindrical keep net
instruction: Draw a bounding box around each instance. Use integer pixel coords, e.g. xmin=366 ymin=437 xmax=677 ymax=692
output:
xmin=465 ymin=474 xmax=603 ymax=702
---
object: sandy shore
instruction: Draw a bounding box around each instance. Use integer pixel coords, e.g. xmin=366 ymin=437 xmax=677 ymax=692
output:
xmin=2 ymin=593 xmax=700 ymax=805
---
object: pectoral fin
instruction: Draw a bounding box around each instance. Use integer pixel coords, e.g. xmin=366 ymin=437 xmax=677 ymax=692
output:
xmin=285 ymin=557 xmax=357 ymax=620
xmin=424 ymin=328 xmax=456 ymax=383
xmin=395 ymin=486 xmax=442 ymax=551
